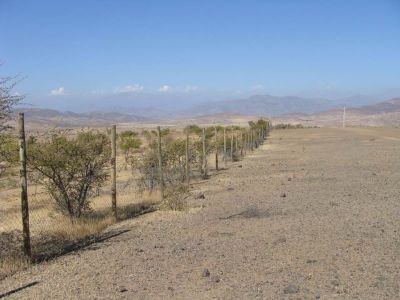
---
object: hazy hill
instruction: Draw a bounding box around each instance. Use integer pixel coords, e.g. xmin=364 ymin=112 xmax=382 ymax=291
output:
xmin=186 ymin=94 xmax=333 ymax=116
xmin=14 ymin=108 xmax=148 ymax=128
xmin=185 ymin=93 xmax=385 ymax=117
xmin=274 ymin=98 xmax=400 ymax=127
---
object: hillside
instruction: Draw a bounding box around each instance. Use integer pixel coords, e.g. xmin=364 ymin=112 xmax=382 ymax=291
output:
xmin=12 ymin=108 xmax=148 ymax=128
xmin=274 ymin=98 xmax=400 ymax=127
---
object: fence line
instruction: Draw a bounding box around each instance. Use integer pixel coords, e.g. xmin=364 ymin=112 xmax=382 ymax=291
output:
xmin=2 ymin=117 xmax=271 ymax=266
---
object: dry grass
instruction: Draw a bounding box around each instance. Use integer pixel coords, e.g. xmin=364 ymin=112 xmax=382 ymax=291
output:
xmin=0 ymin=255 xmax=31 ymax=281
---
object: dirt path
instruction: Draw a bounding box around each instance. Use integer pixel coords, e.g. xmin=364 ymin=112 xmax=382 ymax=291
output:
xmin=1 ymin=128 xmax=400 ymax=299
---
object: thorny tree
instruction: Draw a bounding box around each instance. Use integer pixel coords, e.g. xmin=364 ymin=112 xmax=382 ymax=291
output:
xmin=0 ymin=70 xmax=23 ymax=176
xmin=28 ymin=132 xmax=111 ymax=219
xmin=0 ymin=73 xmax=23 ymax=132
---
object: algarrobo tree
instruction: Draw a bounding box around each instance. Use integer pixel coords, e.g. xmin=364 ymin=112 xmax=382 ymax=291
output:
xmin=0 ymin=70 xmax=23 ymax=176
xmin=28 ymin=132 xmax=111 ymax=219
xmin=0 ymin=73 xmax=23 ymax=132
xmin=118 ymin=130 xmax=142 ymax=165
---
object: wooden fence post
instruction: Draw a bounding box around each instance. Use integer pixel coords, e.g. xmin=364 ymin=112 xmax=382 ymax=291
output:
xmin=185 ymin=130 xmax=190 ymax=186
xmin=18 ymin=113 xmax=31 ymax=258
xmin=202 ymin=128 xmax=208 ymax=178
xmin=251 ymin=129 xmax=254 ymax=151
xmin=244 ymin=131 xmax=247 ymax=152
xmin=240 ymin=130 xmax=244 ymax=156
xmin=230 ymin=127 xmax=234 ymax=161
xmin=157 ymin=126 xmax=164 ymax=201
xmin=235 ymin=130 xmax=238 ymax=154
xmin=223 ymin=126 xmax=226 ymax=168
xmin=111 ymin=124 xmax=117 ymax=220
xmin=214 ymin=127 xmax=219 ymax=171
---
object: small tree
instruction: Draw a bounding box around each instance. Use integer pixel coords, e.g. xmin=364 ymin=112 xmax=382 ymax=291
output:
xmin=28 ymin=131 xmax=111 ymax=219
xmin=119 ymin=130 xmax=142 ymax=166
xmin=0 ymin=135 xmax=18 ymax=177
xmin=0 ymin=73 xmax=23 ymax=132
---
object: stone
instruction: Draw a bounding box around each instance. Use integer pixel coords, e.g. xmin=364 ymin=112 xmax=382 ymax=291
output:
xmin=202 ymin=268 xmax=210 ymax=277
xmin=283 ymin=284 xmax=300 ymax=294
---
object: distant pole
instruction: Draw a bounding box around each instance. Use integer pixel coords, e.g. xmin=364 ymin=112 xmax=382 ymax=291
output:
xmin=202 ymin=128 xmax=208 ymax=178
xmin=214 ymin=127 xmax=219 ymax=171
xmin=342 ymin=106 xmax=346 ymax=128
xmin=111 ymin=124 xmax=117 ymax=220
xmin=157 ymin=126 xmax=164 ymax=201
xmin=185 ymin=130 xmax=190 ymax=185
xmin=18 ymin=113 xmax=31 ymax=258
xmin=223 ymin=126 xmax=227 ymax=167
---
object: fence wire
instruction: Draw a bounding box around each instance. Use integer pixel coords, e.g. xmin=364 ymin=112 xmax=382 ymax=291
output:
xmin=0 ymin=119 xmax=270 ymax=279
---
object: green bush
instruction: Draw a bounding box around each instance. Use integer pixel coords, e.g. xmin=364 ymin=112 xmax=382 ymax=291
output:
xmin=27 ymin=132 xmax=111 ymax=218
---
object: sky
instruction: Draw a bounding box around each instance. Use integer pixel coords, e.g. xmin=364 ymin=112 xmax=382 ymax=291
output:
xmin=1 ymin=0 xmax=400 ymax=111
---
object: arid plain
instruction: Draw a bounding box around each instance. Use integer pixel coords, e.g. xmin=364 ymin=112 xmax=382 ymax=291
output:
xmin=1 ymin=127 xmax=399 ymax=299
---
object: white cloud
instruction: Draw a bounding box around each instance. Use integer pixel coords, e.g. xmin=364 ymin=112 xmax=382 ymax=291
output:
xmin=183 ymin=85 xmax=198 ymax=92
xmin=158 ymin=85 xmax=171 ymax=92
xmin=115 ymin=84 xmax=144 ymax=93
xmin=250 ymin=84 xmax=265 ymax=91
xmin=50 ymin=87 xmax=65 ymax=96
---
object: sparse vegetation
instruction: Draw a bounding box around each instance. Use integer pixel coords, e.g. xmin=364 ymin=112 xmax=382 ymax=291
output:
xmin=27 ymin=132 xmax=111 ymax=219
xmin=273 ymin=123 xmax=304 ymax=129
xmin=1 ymin=118 xmax=269 ymax=280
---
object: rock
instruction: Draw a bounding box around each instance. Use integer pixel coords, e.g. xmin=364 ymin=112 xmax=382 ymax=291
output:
xmin=227 ymin=187 xmax=234 ymax=191
xmin=331 ymin=279 xmax=340 ymax=286
xmin=119 ymin=287 xmax=128 ymax=293
xmin=284 ymin=284 xmax=300 ymax=294
xmin=306 ymin=259 xmax=317 ymax=264
xmin=288 ymin=177 xmax=292 ymax=181
xmin=195 ymin=192 xmax=205 ymax=199
xmin=280 ymin=192 xmax=286 ymax=198
xmin=211 ymin=275 xmax=220 ymax=283
xmin=202 ymin=268 xmax=210 ymax=277
xmin=237 ymin=165 xmax=243 ymax=168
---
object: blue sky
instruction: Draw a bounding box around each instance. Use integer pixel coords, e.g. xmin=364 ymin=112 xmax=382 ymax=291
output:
xmin=1 ymin=0 xmax=399 ymax=111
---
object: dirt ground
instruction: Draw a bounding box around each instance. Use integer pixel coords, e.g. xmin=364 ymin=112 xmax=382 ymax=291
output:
xmin=1 ymin=127 xmax=399 ymax=299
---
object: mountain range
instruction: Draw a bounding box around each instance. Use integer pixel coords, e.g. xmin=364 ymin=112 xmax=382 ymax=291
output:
xmin=13 ymin=95 xmax=400 ymax=128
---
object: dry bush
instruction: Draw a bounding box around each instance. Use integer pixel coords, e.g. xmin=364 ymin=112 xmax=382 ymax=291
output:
xmin=160 ymin=185 xmax=190 ymax=211
xmin=27 ymin=131 xmax=111 ymax=218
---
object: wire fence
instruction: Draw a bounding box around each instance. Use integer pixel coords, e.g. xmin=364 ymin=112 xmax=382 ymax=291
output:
xmin=0 ymin=113 xmax=271 ymax=279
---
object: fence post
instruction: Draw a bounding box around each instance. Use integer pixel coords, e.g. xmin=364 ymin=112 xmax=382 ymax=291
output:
xmin=214 ymin=127 xmax=219 ymax=171
xmin=235 ymin=130 xmax=238 ymax=154
xmin=244 ymin=131 xmax=247 ymax=152
xmin=202 ymin=127 xmax=208 ymax=179
xmin=230 ymin=127 xmax=234 ymax=161
xmin=18 ymin=113 xmax=31 ymax=258
xmin=251 ymin=129 xmax=254 ymax=151
xmin=223 ymin=126 xmax=226 ymax=168
xmin=157 ymin=126 xmax=164 ymax=201
xmin=111 ymin=124 xmax=117 ymax=220
xmin=185 ymin=130 xmax=190 ymax=186
xmin=240 ymin=130 xmax=244 ymax=156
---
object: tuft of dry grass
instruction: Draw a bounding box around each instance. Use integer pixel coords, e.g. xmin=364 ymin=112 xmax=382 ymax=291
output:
xmin=160 ymin=185 xmax=190 ymax=211
xmin=0 ymin=255 xmax=31 ymax=281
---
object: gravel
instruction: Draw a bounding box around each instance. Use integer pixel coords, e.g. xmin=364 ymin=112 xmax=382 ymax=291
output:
xmin=1 ymin=127 xmax=400 ymax=299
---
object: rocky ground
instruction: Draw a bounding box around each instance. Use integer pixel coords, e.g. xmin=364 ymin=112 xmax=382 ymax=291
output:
xmin=1 ymin=127 xmax=399 ymax=299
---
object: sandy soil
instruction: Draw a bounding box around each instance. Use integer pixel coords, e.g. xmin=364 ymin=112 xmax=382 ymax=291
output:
xmin=1 ymin=127 xmax=399 ymax=299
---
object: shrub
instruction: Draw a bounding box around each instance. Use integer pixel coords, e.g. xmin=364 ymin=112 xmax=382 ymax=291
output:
xmin=27 ymin=131 xmax=111 ymax=219
xmin=274 ymin=123 xmax=304 ymax=129
xmin=118 ymin=130 xmax=142 ymax=165
xmin=0 ymin=135 xmax=18 ymax=178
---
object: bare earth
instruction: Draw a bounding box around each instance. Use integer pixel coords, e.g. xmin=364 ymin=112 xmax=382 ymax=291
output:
xmin=1 ymin=127 xmax=400 ymax=299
